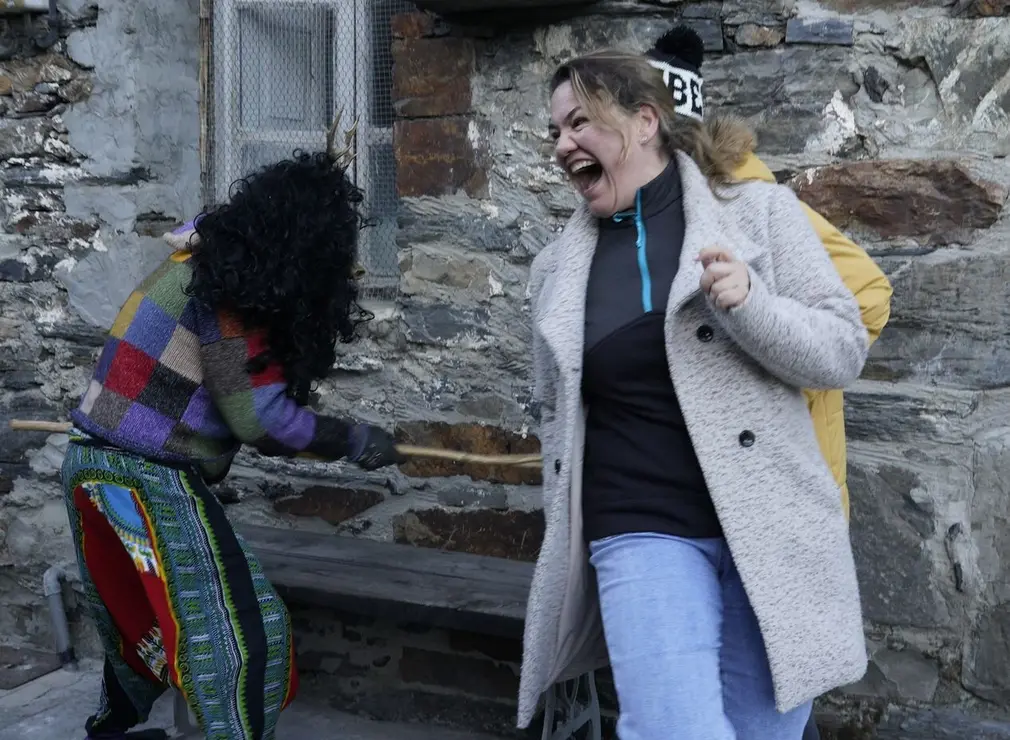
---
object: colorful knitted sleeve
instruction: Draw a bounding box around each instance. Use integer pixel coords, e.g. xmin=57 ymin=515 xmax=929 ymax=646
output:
xmin=194 ymin=302 xmax=353 ymax=460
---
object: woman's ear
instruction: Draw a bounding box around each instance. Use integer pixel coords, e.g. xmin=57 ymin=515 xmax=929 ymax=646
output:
xmin=637 ymin=103 xmax=661 ymax=145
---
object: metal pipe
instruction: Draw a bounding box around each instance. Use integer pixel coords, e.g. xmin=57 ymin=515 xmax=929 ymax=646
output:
xmin=42 ymin=565 xmax=78 ymax=671
xmin=0 ymin=0 xmax=50 ymax=12
xmin=34 ymin=0 xmax=60 ymax=49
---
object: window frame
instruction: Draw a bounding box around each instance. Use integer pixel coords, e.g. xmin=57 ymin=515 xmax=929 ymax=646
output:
xmin=206 ymin=0 xmax=399 ymax=299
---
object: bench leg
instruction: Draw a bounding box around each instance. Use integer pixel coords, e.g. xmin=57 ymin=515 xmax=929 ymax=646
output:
xmin=172 ymin=689 xmax=198 ymax=737
xmin=542 ymin=670 xmax=601 ymax=740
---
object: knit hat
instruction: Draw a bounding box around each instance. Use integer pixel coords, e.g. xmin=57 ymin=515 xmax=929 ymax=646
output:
xmin=646 ymin=26 xmax=705 ymax=122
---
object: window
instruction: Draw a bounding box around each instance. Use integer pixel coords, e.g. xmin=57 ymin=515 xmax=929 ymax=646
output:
xmin=208 ymin=0 xmax=411 ymax=300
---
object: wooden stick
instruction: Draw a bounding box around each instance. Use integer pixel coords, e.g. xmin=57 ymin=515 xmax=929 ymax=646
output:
xmin=396 ymin=444 xmax=542 ymax=467
xmin=9 ymin=419 xmax=72 ymax=433
xmin=8 ymin=420 xmax=544 ymax=468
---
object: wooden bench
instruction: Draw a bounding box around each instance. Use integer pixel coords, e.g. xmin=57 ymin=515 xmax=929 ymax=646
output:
xmin=173 ymin=524 xmax=601 ymax=740
xmin=241 ymin=523 xmax=531 ymax=638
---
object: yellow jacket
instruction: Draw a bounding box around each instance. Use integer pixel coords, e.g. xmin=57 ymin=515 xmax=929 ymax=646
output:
xmin=734 ymin=153 xmax=892 ymax=518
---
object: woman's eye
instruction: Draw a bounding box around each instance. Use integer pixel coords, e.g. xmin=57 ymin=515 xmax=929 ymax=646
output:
xmin=573 ymin=118 xmax=588 ymax=130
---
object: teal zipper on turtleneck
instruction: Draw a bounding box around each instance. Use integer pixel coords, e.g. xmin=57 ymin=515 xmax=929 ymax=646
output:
xmin=612 ymin=189 xmax=652 ymax=312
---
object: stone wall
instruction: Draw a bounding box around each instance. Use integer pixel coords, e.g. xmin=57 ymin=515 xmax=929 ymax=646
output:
xmin=2 ymin=0 xmax=1010 ymax=736
xmin=0 ymin=0 xmax=203 ymax=653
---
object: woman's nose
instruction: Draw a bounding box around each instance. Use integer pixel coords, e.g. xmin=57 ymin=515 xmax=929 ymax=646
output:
xmin=554 ymin=131 xmax=575 ymax=159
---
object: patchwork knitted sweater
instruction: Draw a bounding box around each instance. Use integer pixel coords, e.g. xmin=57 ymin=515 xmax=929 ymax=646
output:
xmin=71 ymin=246 xmax=352 ymax=480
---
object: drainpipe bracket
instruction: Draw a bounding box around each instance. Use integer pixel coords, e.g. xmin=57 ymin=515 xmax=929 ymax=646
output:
xmin=34 ymin=0 xmax=60 ymax=50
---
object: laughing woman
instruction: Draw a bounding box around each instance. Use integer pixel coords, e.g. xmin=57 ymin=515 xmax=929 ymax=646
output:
xmin=518 ymin=51 xmax=869 ymax=739
xmin=62 ymin=139 xmax=404 ymax=740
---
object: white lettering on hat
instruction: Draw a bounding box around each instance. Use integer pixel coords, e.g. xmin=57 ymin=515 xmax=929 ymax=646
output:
xmin=647 ymin=60 xmax=704 ymax=122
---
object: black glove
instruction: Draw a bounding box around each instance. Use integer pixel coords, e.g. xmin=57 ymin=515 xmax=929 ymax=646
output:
xmin=346 ymin=424 xmax=406 ymax=471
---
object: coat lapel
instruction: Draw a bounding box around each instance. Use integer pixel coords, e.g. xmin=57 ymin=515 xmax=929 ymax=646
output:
xmin=668 ymin=152 xmax=768 ymax=314
xmin=535 ymin=205 xmax=596 ymax=377
xmin=535 ymin=153 xmax=770 ymax=373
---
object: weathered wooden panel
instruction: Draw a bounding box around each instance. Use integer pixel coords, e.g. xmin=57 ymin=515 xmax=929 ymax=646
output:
xmin=238 ymin=524 xmax=532 ymax=638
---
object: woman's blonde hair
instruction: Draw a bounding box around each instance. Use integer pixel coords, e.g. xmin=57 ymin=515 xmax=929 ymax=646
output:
xmin=550 ymin=49 xmax=755 ymax=189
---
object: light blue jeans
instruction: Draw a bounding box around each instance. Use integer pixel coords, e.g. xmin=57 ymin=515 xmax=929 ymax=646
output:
xmin=589 ymin=533 xmax=812 ymax=739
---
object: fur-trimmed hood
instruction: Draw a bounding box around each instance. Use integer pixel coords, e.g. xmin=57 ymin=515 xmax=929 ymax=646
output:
xmin=704 ymin=114 xmax=758 ymax=175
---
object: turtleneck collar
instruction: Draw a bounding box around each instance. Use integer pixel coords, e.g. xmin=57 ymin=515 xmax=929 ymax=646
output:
xmin=600 ymin=157 xmax=682 ymax=229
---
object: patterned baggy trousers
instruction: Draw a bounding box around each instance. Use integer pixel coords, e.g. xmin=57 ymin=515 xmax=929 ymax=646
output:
xmin=61 ymin=439 xmax=298 ymax=739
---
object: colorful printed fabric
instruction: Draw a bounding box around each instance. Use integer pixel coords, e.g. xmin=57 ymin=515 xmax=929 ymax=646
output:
xmin=61 ymin=437 xmax=298 ymax=740
xmin=71 ymin=241 xmax=351 ymax=480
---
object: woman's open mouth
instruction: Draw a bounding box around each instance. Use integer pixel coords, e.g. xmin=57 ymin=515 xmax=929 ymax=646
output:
xmin=568 ymin=158 xmax=603 ymax=196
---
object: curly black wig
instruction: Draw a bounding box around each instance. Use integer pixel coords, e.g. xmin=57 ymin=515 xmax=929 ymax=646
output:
xmin=187 ymin=150 xmax=372 ymax=404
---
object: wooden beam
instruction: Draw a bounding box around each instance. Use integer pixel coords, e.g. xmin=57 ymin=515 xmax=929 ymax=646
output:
xmin=198 ymin=0 xmax=212 ymax=208
xmin=237 ymin=524 xmax=533 ymax=638
xmin=412 ymin=0 xmax=596 ymax=13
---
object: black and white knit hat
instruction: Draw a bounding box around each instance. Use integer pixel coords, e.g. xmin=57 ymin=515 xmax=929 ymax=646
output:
xmin=646 ymin=26 xmax=705 ymax=122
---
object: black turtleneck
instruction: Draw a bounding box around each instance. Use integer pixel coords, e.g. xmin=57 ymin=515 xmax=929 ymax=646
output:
xmin=581 ymin=158 xmax=722 ymax=543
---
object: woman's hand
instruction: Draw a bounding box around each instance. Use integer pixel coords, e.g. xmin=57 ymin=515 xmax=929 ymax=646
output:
xmin=699 ymin=247 xmax=751 ymax=310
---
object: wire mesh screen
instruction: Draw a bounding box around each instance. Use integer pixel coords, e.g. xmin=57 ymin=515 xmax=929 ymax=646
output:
xmin=207 ymin=0 xmax=413 ymax=300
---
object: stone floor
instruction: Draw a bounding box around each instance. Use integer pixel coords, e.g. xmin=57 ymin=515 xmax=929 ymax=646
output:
xmin=0 ymin=659 xmax=504 ymax=740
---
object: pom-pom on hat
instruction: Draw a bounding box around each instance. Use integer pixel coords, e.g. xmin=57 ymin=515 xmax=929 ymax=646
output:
xmin=646 ymin=25 xmax=705 ymax=122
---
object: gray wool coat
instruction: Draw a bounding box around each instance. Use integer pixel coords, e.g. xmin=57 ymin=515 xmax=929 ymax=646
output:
xmin=517 ymin=151 xmax=870 ymax=729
